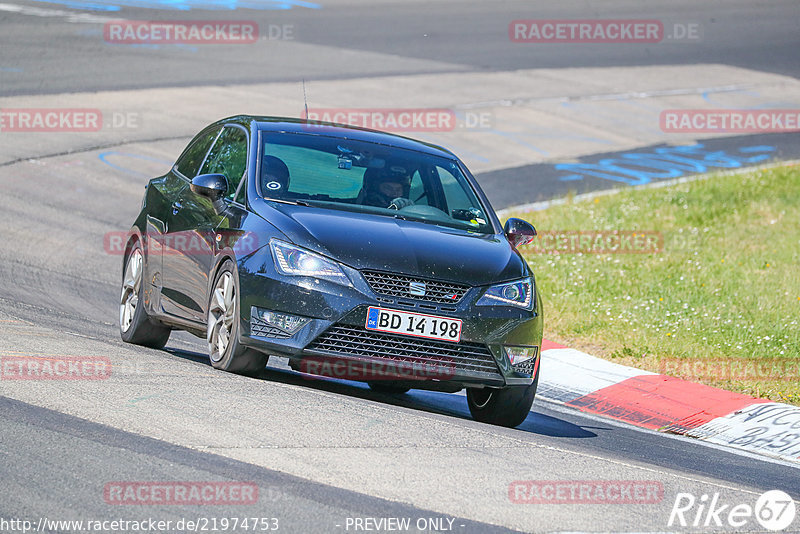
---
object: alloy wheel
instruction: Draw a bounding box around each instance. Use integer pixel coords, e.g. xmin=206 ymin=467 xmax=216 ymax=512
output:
xmin=208 ymin=271 xmax=236 ymax=362
xmin=119 ymin=249 xmax=142 ymax=333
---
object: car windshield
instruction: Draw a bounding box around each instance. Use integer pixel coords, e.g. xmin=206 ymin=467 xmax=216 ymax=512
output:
xmin=258 ymin=131 xmax=493 ymax=234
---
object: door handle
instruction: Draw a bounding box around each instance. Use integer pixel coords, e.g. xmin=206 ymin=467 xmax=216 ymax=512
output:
xmin=171 ymin=201 xmax=182 ymax=215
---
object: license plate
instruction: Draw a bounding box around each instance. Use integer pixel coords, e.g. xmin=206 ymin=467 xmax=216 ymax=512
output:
xmin=365 ymin=307 xmax=462 ymax=343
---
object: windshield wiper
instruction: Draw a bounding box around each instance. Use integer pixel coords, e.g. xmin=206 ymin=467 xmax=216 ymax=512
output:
xmin=264 ymin=197 xmax=310 ymax=207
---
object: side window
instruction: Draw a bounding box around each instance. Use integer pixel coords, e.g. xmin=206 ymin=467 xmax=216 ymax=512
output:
xmin=200 ymin=126 xmax=248 ymax=200
xmin=175 ymin=127 xmax=220 ymax=179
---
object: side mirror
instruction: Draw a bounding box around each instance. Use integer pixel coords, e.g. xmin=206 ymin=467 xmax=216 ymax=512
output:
xmin=504 ymin=218 xmax=537 ymax=249
xmin=190 ymin=173 xmax=228 ymax=201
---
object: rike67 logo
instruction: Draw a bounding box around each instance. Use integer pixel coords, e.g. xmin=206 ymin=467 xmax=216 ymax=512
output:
xmin=668 ymin=490 xmax=796 ymax=531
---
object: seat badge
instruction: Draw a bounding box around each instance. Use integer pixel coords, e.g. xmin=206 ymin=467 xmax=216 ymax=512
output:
xmin=409 ymin=281 xmax=426 ymax=297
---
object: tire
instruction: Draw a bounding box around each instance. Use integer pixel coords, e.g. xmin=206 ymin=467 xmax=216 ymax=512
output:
xmin=466 ymin=374 xmax=539 ymax=428
xmin=207 ymin=259 xmax=268 ymax=376
xmin=119 ymin=242 xmax=171 ymax=349
xmin=368 ymin=382 xmax=411 ymax=394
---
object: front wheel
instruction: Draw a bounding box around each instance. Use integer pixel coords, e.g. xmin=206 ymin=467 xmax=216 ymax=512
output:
xmin=466 ymin=376 xmax=538 ymax=428
xmin=207 ymin=260 xmax=268 ymax=376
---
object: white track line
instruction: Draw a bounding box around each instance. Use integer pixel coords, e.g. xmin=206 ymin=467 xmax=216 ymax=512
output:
xmin=0 ymin=3 xmax=113 ymax=23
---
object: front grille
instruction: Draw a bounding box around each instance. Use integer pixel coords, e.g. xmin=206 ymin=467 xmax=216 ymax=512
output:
xmin=362 ymin=270 xmax=470 ymax=304
xmin=250 ymin=317 xmax=292 ymax=339
xmin=307 ymin=324 xmax=501 ymax=378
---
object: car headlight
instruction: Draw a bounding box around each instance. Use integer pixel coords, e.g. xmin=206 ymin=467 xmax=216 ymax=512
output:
xmin=269 ymin=239 xmax=351 ymax=287
xmin=476 ymin=278 xmax=533 ymax=309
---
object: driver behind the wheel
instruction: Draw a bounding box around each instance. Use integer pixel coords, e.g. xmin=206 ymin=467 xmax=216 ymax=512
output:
xmin=362 ymin=165 xmax=414 ymax=209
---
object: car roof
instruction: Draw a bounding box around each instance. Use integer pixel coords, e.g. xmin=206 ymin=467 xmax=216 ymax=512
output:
xmin=217 ymin=115 xmax=458 ymax=159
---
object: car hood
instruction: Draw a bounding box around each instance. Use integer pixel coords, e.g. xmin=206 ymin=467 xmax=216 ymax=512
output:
xmin=261 ymin=203 xmax=527 ymax=287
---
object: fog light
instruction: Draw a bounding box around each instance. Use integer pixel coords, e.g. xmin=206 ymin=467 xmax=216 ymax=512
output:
xmin=504 ymin=345 xmax=539 ymax=374
xmin=251 ymin=307 xmax=310 ymax=336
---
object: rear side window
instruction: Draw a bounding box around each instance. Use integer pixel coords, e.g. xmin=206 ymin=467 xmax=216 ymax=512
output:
xmin=175 ymin=127 xmax=220 ymax=179
xmin=200 ymin=126 xmax=248 ymax=200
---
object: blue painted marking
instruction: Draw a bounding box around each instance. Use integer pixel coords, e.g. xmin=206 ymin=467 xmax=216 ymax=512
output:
xmin=366 ymin=308 xmax=379 ymax=329
xmin=556 ymin=143 xmax=777 ymax=186
xmin=30 ymin=0 xmax=320 ymax=10
xmin=742 ymin=153 xmax=771 ymax=163
xmin=0 ymin=67 xmax=23 ymax=73
xmin=98 ymin=151 xmax=173 ymax=177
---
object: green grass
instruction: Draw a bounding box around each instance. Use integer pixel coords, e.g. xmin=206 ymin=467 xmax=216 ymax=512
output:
xmin=509 ymin=164 xmax=800 ymax=404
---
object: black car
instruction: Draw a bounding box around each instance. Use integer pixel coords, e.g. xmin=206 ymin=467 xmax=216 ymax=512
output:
xmin=119 ymin=115 xmax=542 ymax=427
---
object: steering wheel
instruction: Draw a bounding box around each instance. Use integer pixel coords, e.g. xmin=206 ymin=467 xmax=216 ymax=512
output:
xmin=389 ymin=198 xmax=414 ymax=210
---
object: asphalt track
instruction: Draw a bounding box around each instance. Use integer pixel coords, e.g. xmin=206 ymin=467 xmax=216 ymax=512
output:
xmin=2 ymin=0 xmax=799 ymax=95
xmin=1 ymin=1 xmax=800 ymax=532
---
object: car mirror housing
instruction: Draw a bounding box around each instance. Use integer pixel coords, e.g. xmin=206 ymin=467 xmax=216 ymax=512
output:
xmin=191 ymin=173 xmax=229 ymax=214
xmin=190 ymin=173 xmax=228 ymax=201
xmin=504 ymin=218 xmax=537 ymax=249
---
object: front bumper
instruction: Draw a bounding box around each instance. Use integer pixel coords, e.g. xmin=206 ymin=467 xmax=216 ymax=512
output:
xmin=237 ymin=255 xmax=542 ymax=388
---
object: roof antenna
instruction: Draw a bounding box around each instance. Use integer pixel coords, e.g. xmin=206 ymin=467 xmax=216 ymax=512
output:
xmin=302 ymin=78 xmax=309 ymax=120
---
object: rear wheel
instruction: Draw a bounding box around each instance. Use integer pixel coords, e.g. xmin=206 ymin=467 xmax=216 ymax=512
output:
xmin=207 ymin=260 xmax=268 ymax=376
xmin=367 ymin=382 xmax=411 ymax=394
xmin=119 ymin=242 xmax=171 ymax=349
xmin=466 ymin=375 xmax=538 ymax=428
